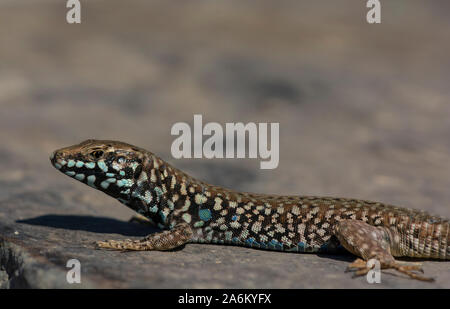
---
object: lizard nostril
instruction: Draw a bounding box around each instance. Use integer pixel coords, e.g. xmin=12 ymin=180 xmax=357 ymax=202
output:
xmin=50 ymin=150 xmax=64 ymax=163
xmin=50 ymin=151 xmax=57 ymax=162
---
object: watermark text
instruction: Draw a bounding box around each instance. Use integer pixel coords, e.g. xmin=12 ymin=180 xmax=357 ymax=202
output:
xmin=171 ymin=115 xmax=279 ymax=169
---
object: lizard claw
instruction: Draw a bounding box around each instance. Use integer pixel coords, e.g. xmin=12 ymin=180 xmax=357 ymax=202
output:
xmin=346 ymin=258 xmax=374 ymax=277
xmin=390 ymin=263 xmax=433 ymax=282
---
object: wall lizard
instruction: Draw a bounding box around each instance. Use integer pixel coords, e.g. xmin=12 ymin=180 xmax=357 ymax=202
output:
xmin=50 ymin=139 xmax=449 ymax=282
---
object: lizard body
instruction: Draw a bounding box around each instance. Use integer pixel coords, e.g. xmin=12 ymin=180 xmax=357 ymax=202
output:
xmin=50 ymin=139 xmax=449 ymax=281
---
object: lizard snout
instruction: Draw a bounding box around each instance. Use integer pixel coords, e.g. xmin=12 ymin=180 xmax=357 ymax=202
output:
xmin=49 ymin=148 xmax=71 ymax=170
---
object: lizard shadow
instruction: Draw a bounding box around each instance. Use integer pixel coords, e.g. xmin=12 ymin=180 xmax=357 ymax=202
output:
xmin=17 ymin=214 xmax=161 ymax=237
xmin=316 ymin=252 xmax=355 ymax=262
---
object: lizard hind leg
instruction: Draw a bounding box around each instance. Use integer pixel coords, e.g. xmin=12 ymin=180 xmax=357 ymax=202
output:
xmin=96 ymin=223 xmax=193 ymax=251
xmin=334 ymin=219 xmax=433 ymax=282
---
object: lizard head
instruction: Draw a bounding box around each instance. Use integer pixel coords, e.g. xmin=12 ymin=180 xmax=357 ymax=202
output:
xmin=50 ymin=139 xmax=145 ymax=199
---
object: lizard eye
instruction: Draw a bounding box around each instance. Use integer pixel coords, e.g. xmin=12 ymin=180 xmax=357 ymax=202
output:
xmin=90 ymin=150 xmax=104 ymax=159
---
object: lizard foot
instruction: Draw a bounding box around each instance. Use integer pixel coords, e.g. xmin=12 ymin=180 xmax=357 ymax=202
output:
xmin=345 ymin=258 xmax=433 ymax=282
xmin=95 ymin=223 xmax=193 ymax=251
xmin=95 ymin=239 xmax=144 ymax=251
xmin=383 ymin=262 xmax=433 ymax=282
xmin=345 ymin=258 xmax=374 ymax=277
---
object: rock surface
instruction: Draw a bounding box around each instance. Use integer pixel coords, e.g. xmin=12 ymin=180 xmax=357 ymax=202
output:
xmin=0 ymin=0 xmax=449 ymax=288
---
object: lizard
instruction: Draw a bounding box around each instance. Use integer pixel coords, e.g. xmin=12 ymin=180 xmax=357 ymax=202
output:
xmin=50 ymin=139 xmax=449 ymax=282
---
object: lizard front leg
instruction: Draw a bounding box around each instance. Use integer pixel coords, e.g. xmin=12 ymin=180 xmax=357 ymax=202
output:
xmin=96 ymin=223 xmax=193 ymax=251
xmin=334 ymin=219 xmax=433 ymax=282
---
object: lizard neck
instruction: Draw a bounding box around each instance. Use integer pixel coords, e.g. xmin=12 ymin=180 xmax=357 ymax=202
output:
xmin=123 ymin=151 xmax=250 ymax=231
xmin=120 ymin=152 xmax=172 ymax=229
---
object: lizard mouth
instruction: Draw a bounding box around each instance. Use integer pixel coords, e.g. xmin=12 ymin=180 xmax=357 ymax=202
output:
xmin=50 ymin=150 xmax=74 ymax=171
xmin=50 ymin=149 xmax=125 ymax=195
xmin=50 ymin=150 xmax=91 ymax=179
xmin=50 ymin=150 xmax=64 ymax=170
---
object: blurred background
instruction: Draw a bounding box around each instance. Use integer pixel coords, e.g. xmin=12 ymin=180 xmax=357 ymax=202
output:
xmin=0 ymin=0 xmax=449 ymax=288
